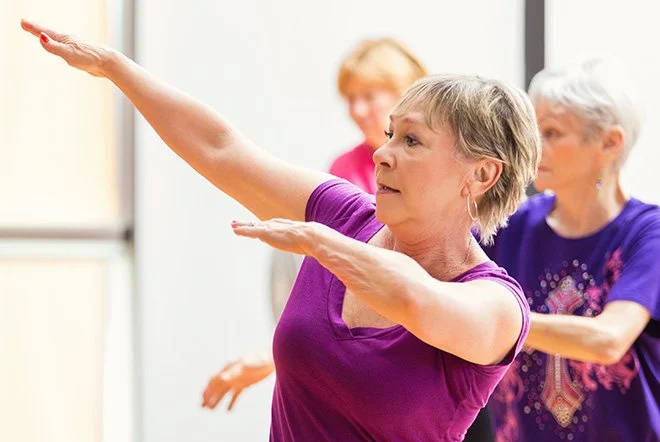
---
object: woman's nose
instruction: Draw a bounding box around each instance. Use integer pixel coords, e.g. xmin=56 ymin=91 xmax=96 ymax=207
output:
xmin=372 ymin=144 xmax=393 ymax=169
xmin=350 ymin=100 xmax=369 ymax=119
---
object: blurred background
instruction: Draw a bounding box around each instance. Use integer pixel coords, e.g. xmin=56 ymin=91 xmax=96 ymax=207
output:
xmin=1 ymin=0 xmax=659 ymax=441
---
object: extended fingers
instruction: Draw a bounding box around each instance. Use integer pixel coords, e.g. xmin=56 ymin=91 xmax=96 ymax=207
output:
xmin=227 ymin=389 xmax=244 ymax=411
xmin=21 ymin=19 xmax=63 ymax=40
xmin=202 ymin=378 xmax=232 ymax=409
xmin=231 ymin=219 xmax=298 ymax=233
xmin=231 ymin=220 xmax=265 ymax=238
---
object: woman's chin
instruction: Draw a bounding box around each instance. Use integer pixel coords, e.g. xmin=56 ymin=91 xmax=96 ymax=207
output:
xmin=532 ymin=180 xmax=550 ymax=192
xmin=374 ymin=204 xmax=394 ymax=225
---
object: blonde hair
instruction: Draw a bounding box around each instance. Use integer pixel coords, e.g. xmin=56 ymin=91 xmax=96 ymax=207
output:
xmin=337 ymin=38 xmax=428 ymax=96
xmin=393 ymin=75 xmax=542 ymax=245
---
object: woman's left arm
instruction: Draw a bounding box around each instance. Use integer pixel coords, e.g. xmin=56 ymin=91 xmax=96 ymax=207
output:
xmin=233 ymin=219 xmax=524 ymax=365
xmin=526 ymin=303 xmax=650 ymax=365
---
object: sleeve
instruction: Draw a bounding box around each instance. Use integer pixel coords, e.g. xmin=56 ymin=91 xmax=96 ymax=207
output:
xmin=606 ymin=216 xmax=660 ymax=320
xmin=475 ymin=276 xmax=531 ymax=373
xmin=305 ymin=179 xmax=374 ymax=234
xmin=442 ymin=275 xmax=531 ymax=408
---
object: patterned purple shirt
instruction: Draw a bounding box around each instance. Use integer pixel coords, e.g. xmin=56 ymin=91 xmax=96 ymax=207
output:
xmin=485 ymin=192 xmax=660 ymax=442
xmin=270 ymin=180 xmax=530 ymax=441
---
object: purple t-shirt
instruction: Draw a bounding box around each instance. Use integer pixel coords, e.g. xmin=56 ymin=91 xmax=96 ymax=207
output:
xmin=485 ymin=193 xmax=660 ymax=442
xmin=270 ymin=180 xmax=530 ymax=441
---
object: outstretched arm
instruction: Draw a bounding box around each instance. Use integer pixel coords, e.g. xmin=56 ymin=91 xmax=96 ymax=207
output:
xmin=21 ymin=20 xmax=330 ymax=221
xmin=233 ymin=219 xmax=525 ymax=366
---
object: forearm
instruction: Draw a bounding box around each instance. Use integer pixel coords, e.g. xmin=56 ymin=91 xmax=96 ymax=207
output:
xmin=305 ymin=227 xmax=519 ymax=364
xmin=308 ymin=227 xmax=429 ymax=324
xmin=527 ymin=312 xmax=620 ymax=364
xmin=102 ymin=51 xmax=238 ymax=177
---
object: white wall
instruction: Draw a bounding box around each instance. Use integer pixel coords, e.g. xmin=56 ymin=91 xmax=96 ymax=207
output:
xmin=546 ymin=0 xmax=660 ymax=204
xmin=134 ymin=1 xmax=524 ymax=441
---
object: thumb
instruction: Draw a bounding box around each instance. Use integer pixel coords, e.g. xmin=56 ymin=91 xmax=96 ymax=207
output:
xmin=227 ymin=389 xmax=243 ymax=411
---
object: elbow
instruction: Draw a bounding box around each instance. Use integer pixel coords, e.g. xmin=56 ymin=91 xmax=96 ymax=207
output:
xmin=596 ymin=347 xmax=628 ymax=366
xmin=397 ymin=284 xmax=428 ymax=327
xmin=396 ymin=287 xmax=419 ymax=323
xmin=385 ymin=262 xmax=432 ymax=324
xmin=592 ymin=334 xmax=629 ymax=365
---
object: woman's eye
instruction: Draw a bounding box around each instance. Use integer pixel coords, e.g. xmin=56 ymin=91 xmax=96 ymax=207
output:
xmin=405 ymin=135 xmax=419 ymax=147
xmin=384 ymin=130 xmax=394 ymax=139
xmin=543 ymin=129 xmax=559 ymax=139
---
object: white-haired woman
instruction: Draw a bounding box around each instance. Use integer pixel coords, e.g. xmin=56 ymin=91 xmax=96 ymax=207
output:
xmin=22 ymin=20 xmax=540 ymax=441
xmin=485 ymin=59 xmax=660 ymax=442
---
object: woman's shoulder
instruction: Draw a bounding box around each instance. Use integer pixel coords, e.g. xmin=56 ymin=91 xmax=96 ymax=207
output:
xmin=306 ymin=179 xmax=378 ymax=238
xmin=613 ymin=198 xmax=660 ymax=248
xmin=497 ymin=191 xmax=554 ymax=235
xmin=621 ymin=197 xmax=660 ymax=227
xmin=515 ymin=191 xmax=554 ymax=217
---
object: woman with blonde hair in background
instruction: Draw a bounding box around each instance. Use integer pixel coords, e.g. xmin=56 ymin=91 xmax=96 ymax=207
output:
xmin=200 ymin=37 xmax=429 ymax=414
xmin=22 ymin=19 xmax=540 ymax=440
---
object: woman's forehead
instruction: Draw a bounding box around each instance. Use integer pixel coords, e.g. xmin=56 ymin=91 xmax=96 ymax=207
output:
xmin=389 ymin=111 xmax=424 ymax=126
xmin=535 ymin=101 xmax=583 ymax=126
xmin=389 ymin=111 xmax=456 ymax=146
xmin=344 ymin=77 xmax=392 ymax=94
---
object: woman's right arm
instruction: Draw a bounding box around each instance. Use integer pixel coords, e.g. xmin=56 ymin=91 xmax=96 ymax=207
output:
xmin=22 ymin=20 xmax=330 ymax=221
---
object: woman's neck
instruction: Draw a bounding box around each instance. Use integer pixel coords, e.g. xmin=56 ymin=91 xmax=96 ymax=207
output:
xmin=378 ymin=221 xmax=486 ymax=281
xmin=547 ymin=177 xmax=628 ymax=238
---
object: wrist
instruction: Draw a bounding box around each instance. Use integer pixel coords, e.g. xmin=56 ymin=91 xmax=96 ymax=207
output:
xmin=301 ymin=222 xmax=327 ymax=257
xmin=99 ymin=48 xmax=124 ymax=79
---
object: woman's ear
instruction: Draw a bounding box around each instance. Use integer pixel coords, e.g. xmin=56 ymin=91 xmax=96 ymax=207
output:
xmin=601 ymin=125 xmax=625 ymax=164
xmin=471 ymin=158 xmax=503 ymax=198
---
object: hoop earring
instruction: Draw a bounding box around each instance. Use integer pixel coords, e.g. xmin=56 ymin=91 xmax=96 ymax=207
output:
xmin=467 ymin=193 xmax=479 ymax=222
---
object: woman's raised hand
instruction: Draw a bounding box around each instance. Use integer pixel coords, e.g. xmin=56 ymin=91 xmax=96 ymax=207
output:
xmin=21 ymin=19 xmax=114 ymax=77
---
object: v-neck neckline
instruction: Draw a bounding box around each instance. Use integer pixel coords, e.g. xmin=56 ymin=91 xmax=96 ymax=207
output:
xmin=326 ymin=216 xmax=408 ymax=340
xmin=326 ymin=217 xmax=497 ymax=341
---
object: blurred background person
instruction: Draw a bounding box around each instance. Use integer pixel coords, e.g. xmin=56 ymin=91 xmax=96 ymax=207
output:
xmin=484 ymin=59 xmax=660 ymax=442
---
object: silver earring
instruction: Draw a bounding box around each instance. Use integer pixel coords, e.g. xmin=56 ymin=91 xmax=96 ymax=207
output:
xmin=467 ymin=194 xmax=479 ymax=222
xmin=596 ymin=179 xmax=603 ymax=189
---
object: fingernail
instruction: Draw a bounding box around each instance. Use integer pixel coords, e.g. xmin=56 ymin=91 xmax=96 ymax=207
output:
xmin=40 ymin=33 xmax=49 ymax=43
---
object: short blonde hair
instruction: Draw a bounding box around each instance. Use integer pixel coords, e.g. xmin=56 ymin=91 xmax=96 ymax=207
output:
xmin=393 ymin=75 xmax=541 ymax=245
xmin=337 ymin=38 xmax=428 ymax=96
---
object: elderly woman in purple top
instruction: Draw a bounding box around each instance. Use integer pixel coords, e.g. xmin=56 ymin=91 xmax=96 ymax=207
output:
xmin=22 ymin=20 xmax=540 ymax=441
xmin=484 ymin=59 xmax=660 ymax=442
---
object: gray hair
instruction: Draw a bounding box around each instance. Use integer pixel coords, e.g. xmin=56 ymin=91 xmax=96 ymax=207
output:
xmin=528 ymin=58 xmax=642 ymax=165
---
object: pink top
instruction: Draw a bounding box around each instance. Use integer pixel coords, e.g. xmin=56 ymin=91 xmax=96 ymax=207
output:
xmin=329 ymin=142 xmax=377 ymax=194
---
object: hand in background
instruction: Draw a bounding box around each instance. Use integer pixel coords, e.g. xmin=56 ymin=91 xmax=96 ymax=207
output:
xmin=202 ymin=349 xmax=275 ymax=411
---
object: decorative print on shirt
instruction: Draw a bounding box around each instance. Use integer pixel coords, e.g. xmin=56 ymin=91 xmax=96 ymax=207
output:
xmin=494 ymin=249 xmax=640 ymax=442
